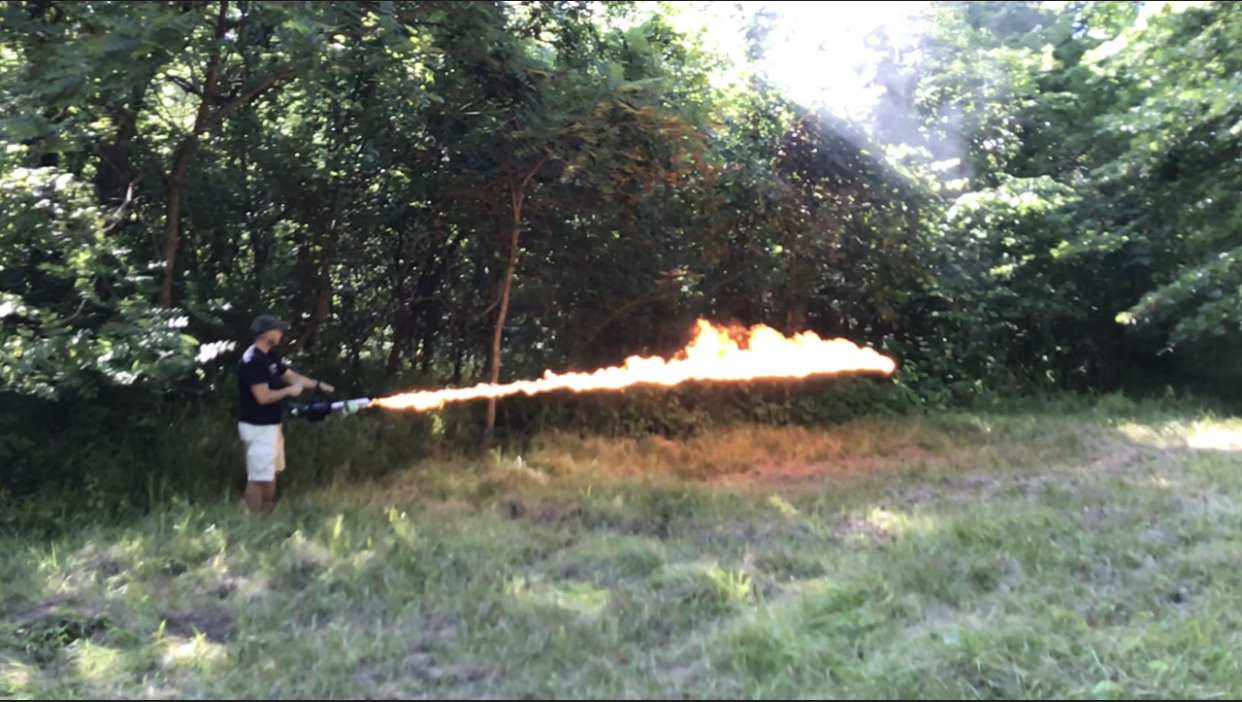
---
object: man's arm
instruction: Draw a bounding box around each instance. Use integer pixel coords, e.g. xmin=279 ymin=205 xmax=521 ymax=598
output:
xmin=251 ymin=382 xmax=302 ymax=405
xmin=241 ymin=360 xmax=302 ymax=405
xmin=281 ymin=368 xmax=334 ymax=394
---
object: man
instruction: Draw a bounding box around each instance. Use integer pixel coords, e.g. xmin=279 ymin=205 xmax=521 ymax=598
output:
xmin=237 ymin=314 xmax=335 ymax=514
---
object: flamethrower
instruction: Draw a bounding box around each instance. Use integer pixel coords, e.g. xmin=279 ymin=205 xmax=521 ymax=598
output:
xmin=286 ymin=397 xmax=372 ymax=422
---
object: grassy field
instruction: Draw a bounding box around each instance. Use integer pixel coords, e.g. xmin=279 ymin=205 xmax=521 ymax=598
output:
xmin=4 ymin=400 xmax=1242 ymax=699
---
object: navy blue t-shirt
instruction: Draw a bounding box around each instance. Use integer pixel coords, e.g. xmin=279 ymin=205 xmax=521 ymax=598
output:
xmin=237 ymin=344 xmax=288 ymax=425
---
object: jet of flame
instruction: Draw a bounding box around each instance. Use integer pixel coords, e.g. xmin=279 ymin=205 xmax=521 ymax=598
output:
xmin=373 ymin=320 xmax=895 ymax=412
xmin=371 ymin=319 xmax=896 ymax=412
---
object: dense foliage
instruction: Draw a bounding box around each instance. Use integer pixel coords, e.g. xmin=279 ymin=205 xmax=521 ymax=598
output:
xmin=3 ymin=0 xmax=1241 ymax=501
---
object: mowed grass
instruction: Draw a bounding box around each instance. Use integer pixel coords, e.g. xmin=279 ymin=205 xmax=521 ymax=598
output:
xmin=5 ymin=403 xmax=1242 ymax=699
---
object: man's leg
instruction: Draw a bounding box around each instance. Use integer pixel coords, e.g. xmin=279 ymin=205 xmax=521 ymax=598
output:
xmin=240 ymin=422 xmax=278 ymax=514
xmin=245 ymin=480 xmax=266 ymax=513
xmin=267 ymin=425 xmax=285 ymax=512
xmin=260 ymin=480 xmax=277 ymax=514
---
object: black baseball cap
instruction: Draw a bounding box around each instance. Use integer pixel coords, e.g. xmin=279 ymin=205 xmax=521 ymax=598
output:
xmin=250 ymin=314 xmax=291 ymax=336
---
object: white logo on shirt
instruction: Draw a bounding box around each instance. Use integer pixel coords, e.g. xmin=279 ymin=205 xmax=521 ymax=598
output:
xmin=269 ymin=363 xmax=278 ymax=376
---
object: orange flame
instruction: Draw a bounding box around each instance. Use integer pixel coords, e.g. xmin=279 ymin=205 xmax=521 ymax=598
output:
xmin=371 ymin=319 xmax=896 ymax=412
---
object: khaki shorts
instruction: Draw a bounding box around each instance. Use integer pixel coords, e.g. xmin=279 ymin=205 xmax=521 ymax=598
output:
xmin=238 ymin=422 xmax=285 ymax=482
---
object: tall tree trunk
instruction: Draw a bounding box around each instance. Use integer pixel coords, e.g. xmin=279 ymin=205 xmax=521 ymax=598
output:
xmin=159 ymin=142 xmax=197 ymax=307
xmin=419 ymin=328 xmax=435 ymax=374
xmin=286 ymin=226 xmax=316 ymax=327
xmin=386 ymin=311 xmax=412 ymax=377
xmin=486 ymin=151 xmax=550 ymax=436
xmin=289 ymin=185 xmax=343 ymax=354
xmin=95 ymin=94 xmax=145 ymax=209
xmin=159 ymin=1 xmax=226 ymax=308
xmin=158 ymin=0 xmax=298 ymax=307
xmin=291 ymin=257 xmax=333 ymax=354
xmin=486 ymin=219 xmax=520 ymax=435
xmin=451 ymin=314 xmax=465 ymax=387
xmin=385 ymin=231 xmax=453 ymax=378
xmin=785 ymin=245 xmax=806 ymax=334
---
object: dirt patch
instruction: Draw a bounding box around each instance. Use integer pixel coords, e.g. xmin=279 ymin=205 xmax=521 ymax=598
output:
xmin=160 ymin=605 xmax=238 ymax=643
xmin=274 ymin=555 xmax=326 ymax=592
xmin=710 ymin=458 xmax=875 ymax=487
xmin=704 ymin=445 xmax=959 ymax=490
xmin=366 ymin=683 xmax=423 ymax=700
xmin=897 ymin=604 xmax=989 ymax=646
xmin=14 ymin=601 xmax=108 ymax=636
xmin=357 ymin=614 xmax=465 ymax=694
xmin=752 ymin=552 xmax=826 ymax=581
xmin=409 ymin=613 xmax=461 ymax=651
xmin=525 ymin=502 xmax=669 ymax=539
xmin=654 ymin=652 xmax=743 ymax=699
xmin=6 ymin=597 xmax=111 ymax=661
xmin=832 ymin=516 xmax=894 ymax=545
xmin=1075 ymin=506 xmax=1115 ymax=529
xmin=1088 ymin=447 xmax=1147 ymax=474
xmin=1075 ymin=601 xmax=1134 ymax=628
xmin=425 ymin=498 xmax=473 ymax=515
xmin=683 ymin=515 xmax=888 ymax=549
xmin=402 ymin=648 xmax=488 ymax=686
xmin=500 ymin=497 xmax=529 ymax=519
xmin=717 ymin=462 xmax=836 ymax=485
xmin=4 ymin=594 xmax=65 ymax=619
xmin=208 ymin=577 xmax=239 ymax=600
xmin=940 ymin=474 xmax=1001 ymax=492
xmin=1165 ymin=587 xmax=1193 ymax=606
xmin=71 ymin=543 xmax=131 ymax=580
xmin=1139 ymin=527 xmax=1181 ymax=548
xmin=903 ymin=487 xmax=939 ymax=506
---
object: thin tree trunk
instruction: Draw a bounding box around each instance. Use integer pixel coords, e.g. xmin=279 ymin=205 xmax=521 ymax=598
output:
xmin=453 ymin=335 xmax=464 ymax=386
xmin=386 ymin=311 xmax=412 ymax=377
xmin=159 ymin=144 xmax=196 ymax=307
xmin=95 ymin=89 xmax=146 ymax=209
xmin=785 ymin=244 xmax=805 ymax=334
xmin=289 ymin=185 xmax=343 ymax=354
xmin=291 ymin=259 xmax=333 ymax=354
xmin=486 ymin=219 xmax=521 ymax=435
xmin=419 ymin=329 xmax=435 ymax=374
xmin=486 ymin=151 xmax=550 ymax=436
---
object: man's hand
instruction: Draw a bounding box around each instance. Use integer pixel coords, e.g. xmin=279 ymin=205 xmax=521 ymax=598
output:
xmin=317 ymin=382 xmax=335 ymax=394
xmin=286 ymin=384 xmax=304 ymax=398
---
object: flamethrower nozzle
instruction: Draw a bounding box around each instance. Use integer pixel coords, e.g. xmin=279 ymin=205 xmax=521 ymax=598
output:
xmin=288 ymin=397 xmax=373 ymax=422
xmin=332 ymin=398 xmax=371 ymax=415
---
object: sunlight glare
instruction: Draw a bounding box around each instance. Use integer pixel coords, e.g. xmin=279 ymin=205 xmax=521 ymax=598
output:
xmin=679 ymin=1 xmax=927 ymax=120
xmin=865 ymin=506 xmax=937 ymax=537
xmin=1186 ymin=425 xmax=1242 ymax=452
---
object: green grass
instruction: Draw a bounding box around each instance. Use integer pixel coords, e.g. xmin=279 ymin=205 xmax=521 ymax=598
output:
xmin=5 ymin=403 xmax=1242 ymax=699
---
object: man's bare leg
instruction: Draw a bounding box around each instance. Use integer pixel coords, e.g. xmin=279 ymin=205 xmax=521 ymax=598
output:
xmin=246 ymin=480 xmax=273 ymax=514
xmin=262 ymin=478 xmax=277 ymax=513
